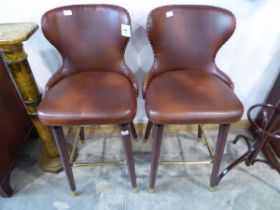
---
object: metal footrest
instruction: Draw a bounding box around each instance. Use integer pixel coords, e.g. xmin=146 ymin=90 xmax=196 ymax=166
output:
xmin=69 ymin=125 xmax=215 ymax=168
xmin=159 ymin=160 xmax=212 ymax=165
xmin=72 ymin=161 xmax=125 ymax=167
xmin=69 ymin=126 xmax=126 ymax=168
xmin=159 ymin=125 xmax=215 ymax=166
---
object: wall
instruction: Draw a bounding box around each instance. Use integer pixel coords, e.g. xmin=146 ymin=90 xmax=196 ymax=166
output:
xmin=1 ymin=0 xmax=280 ymax=123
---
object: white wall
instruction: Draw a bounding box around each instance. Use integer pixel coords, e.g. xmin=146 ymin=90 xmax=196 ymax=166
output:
xmin=1 ymin=0 xmax=280 ymax=123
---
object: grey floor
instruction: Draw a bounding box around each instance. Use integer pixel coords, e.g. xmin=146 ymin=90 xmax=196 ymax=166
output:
xmin=1 ymin=126 xmax=280 ymax=210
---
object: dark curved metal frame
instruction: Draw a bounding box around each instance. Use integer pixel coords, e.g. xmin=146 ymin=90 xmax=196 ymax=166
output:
xmin=216 ymin=103 xmax=280 ymax=185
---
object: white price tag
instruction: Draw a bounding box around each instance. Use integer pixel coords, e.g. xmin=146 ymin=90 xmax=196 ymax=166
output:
xmin=63 ymin=10 xmax=72 ymax=16
xmin=121 ymin=24 xmax=131 ymax=37
xmin=121 ymin=130 xmax=129 ymax=136
xmin=166 ymin=11 xmax=174 ymax=18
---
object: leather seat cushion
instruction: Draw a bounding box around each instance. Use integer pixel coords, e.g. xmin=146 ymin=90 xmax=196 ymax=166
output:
xmin=145 ymin=70 xmax=243 ymax=124
xmin=38 ymin=71 xmax=136 ymax=126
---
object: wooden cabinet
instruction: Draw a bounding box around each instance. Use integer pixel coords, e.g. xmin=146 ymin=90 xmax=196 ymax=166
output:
xmin=0 ymin=55 xmax=32 ymax=197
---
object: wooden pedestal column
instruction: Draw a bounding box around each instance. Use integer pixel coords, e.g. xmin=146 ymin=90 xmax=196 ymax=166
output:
xmin=0 ymin=22 xmax=64 ymax=172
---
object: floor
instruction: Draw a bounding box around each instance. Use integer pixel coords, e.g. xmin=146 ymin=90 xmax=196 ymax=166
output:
xmin=1 ymin=126 xmax=280 ymax=210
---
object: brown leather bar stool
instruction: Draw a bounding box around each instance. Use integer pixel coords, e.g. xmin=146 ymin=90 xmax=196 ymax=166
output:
xmin=143 ymin=5 xmax=244 ymax=191
xmin=38 ymin=5 xmax=138 ymax=194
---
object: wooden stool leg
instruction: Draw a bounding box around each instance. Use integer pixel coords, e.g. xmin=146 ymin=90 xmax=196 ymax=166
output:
xmin=0 ymin=176 xmax=12 ymax=197
xmin=129 ymin=122 xmax=138 ymax=139
xmin=51 ymin=126 xmax=77 ymax=195
xmin=120 ymin=124 xmax=137 ymax=189
xmin=210 ymin=124 xmax=230 ymax=191
xmin=198 ymin=124 xmax=202 ymax=140
xmin=79 ymin=126 xmax=85 ymax=144
xmin=149 ymin=124 xmax=164 ymax=192
xmin=144 ymin=121 xmax=153 ymax=142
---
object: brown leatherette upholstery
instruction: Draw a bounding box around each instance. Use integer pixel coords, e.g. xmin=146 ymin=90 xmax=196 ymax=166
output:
xmin=38 ymin=5 xmax=137 ymax=126
xmin=143 ymin=5 xmax=243 ymax=124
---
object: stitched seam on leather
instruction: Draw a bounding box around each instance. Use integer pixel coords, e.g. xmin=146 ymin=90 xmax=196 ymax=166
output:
xmin=121 ymin=10 xmax=139 ymax=96
xmin=41 ymin=4 xmax=136 ymax=93
xmin=211 ymin=10 xmax=236 ymax=90
xmin=144 ymin=5 xmax=237 ymax=95
xmin=143 ymin=9 xmax=158 ymax=98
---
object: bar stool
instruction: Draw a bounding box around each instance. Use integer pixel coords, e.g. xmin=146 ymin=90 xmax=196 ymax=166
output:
xmin=142 ymin=5 xmax=244 ymax=192
xmin=38 ymin=4 xmax=138 ymax=195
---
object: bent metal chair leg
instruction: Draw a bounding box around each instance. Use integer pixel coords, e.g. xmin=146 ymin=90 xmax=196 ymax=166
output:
xmin=51 ymin=126 xmax=77 ymax=195
xmin=144 ymin=120 xmax=153 ymax=142
xmin=149 ymin=124 xmax=164 ymax=191
xmin=210 ymin=124 xmax=230 ymax=191
xmin=120 ymin=124 xmax=137 ymax=189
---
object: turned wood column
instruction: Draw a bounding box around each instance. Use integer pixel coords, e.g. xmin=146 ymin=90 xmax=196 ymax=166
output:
xmin=0 ymin=22 xmax=64 ymax=172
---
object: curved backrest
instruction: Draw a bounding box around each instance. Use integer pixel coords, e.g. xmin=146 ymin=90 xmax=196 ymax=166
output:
xmin=147 ymin=5 xmax=236 ymax=73
xmin=42 ymin=4 xmax=131 ymax=74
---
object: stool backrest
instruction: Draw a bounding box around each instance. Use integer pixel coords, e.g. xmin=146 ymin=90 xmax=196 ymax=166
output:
xmin=42 ymin=4 xmax=131 ymax=75
xmin=147 ymin=5 xmax=235 ymax=74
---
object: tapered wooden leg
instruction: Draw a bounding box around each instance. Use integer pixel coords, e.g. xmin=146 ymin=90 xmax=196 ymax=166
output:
xmin=120 ymin=124 xmax=137 ymax=189
xmin=79 ymin=127 xmax=85 ymax=144
xmin=198 ymin=124 xmax=202 ymax=140
xmin=0 ymin=176 xmax=12 ymax=197
xmin=144 ymin=121 xmax=153 ymax=142
xmin=129 ymin=122 xmax=138 ymax=139
xmin=51 ymin=126 xmax=76 ymax=195
xmin=149 ymin=124 xmax=164 ymax=191
xmin=210 ymin=124 xmax=230 ymax=190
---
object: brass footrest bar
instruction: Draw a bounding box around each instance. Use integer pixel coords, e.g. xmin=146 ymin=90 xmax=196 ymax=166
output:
xmin=159 ymin=160 xmax=212 ymax=165
xmin=69 ymin=127 xmax=127 ymax=168
xmin=159 ymin=125 xmax=215 ymax=166
xmin=72 ymin=161 xmax=125 ymax=167
xmin=200 ymin=125 xmax=215 ymax=160
xmin=69 ymin=125 xmax=215 ymax=168
xmin=69 ymin=127 xmax=81 ymax=163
